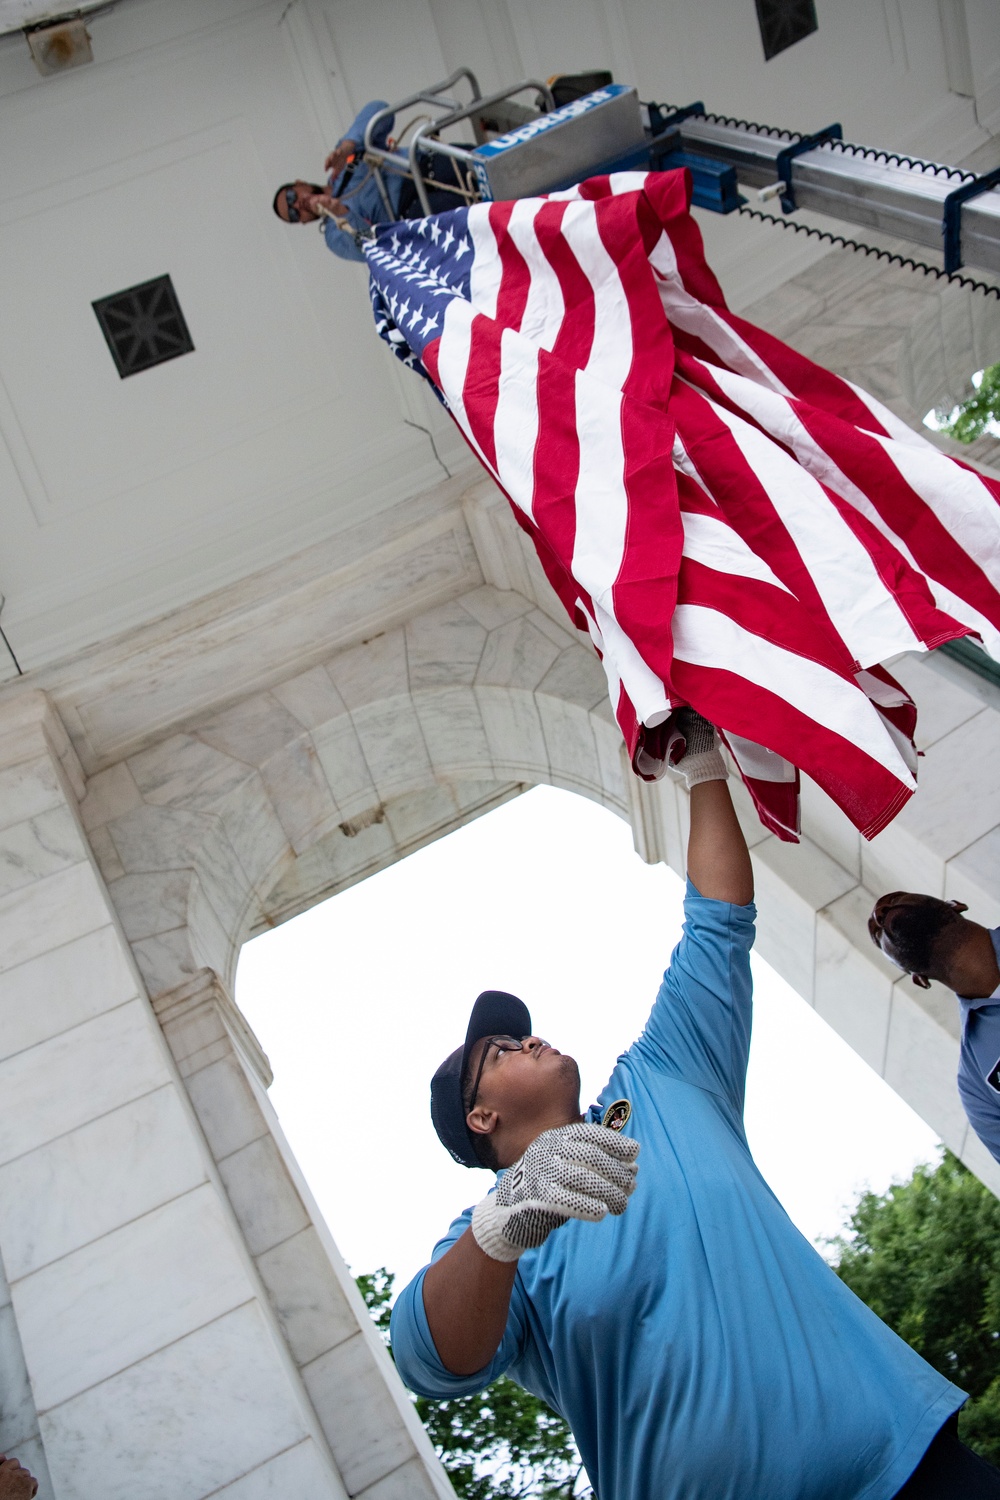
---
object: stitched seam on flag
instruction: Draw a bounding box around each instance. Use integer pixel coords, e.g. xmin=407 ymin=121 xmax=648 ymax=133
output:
xmin=679 ymin=371 xmax=924 ymax=661
xmin=867 ymin=432 xmax=1000 ymax=596
xmin=507 ymin=200 xmax=565 ymax=351
xmin=671 ymin=378 xmax=854 ymax=661
xmin=680 ymin=509 xmax=792 ymax=594
xmin=844 ymin=378 xmax=933 ymax=450
xmin=671 ymin=603 xmax=916 ymax=785
xmin=430 ymin=304 xmax=496 ymax=480
xmin=588 ymin=596 xmax=669 ymax=727
xmin=672 ymin=657 xmax=914 ymax=838
xmin=577 ymin=598 xmax=628 ymax=721
xmin=652 ymin=278 xmax=794 ymax=398
xmin=492 ymin=200 xmax=533 ymax=334
xmin=495 ymin=328 xmax=541 ymax=524
xmin=859 ymin=779 xmax=913 ymax=842
xmin=721 ymin=310 xmax=882 ymax=432
xmin=564 ymin=199 xmax=635 ymax=393
xmin=753 ymin=397 xmax=995 ymax=644
xmin=791 ymin=427 xmax=998 ymax=629
xmin=924 ymin=581 xmax=1000 ymax=656
xmin=738 ymin=399 xmax=938 ymax=655
xmin=582 ymin=193 xmax=676 ymax=409
xmin=678 ymin=560 xmax=859 ymax=677
xmin=469 ymin=206 xmax=502 ymax=319
xmin=683 ymin=383 xmax=917 ymax=664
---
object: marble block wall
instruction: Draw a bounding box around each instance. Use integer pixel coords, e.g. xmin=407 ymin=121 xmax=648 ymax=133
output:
xmin=0 ymin=692 xmax=449 ymax=1500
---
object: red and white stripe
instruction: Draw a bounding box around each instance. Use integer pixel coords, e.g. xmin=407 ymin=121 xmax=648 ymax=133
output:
xmin=414 ymin=170 xmax=1000 ymax=841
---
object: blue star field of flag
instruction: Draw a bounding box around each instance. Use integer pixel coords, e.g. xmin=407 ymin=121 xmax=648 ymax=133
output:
xmin=363 ymin=205 xmax=474 ymax=399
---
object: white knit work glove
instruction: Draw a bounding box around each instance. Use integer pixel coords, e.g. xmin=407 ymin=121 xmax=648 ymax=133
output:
xmin=671 ymin=708 xmax=728 ymax=789
xmin=471 ymin=1123 xmax=640 ymax=1263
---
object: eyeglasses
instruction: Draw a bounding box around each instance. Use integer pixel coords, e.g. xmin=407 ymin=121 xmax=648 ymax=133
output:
xmin=466 ymin=1035 xmax=527 ymax=1114
xmin=284 ymin=186 xmax=301 ymax=223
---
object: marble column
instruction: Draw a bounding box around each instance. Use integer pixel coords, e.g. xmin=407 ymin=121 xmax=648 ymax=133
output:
xmin=0 ymin=690 xmax=438 ymax=1499
xmin=152 ymin=968 xmax=452 ymax=1500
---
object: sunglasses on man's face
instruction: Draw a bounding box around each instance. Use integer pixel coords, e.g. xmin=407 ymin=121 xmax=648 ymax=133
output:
xmin=285 ymin=186 xmax=301 ymax=223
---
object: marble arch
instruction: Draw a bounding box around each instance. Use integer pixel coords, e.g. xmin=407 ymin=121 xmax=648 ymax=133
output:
xmin=81 ymin=583 xmax=635 ymax=1004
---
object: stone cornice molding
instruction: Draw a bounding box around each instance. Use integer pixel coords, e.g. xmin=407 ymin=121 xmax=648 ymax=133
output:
xmin=4 ymin=475 xmax=485 ymax=777
xmin=151 ymin=966 xmax=274 ymax=1090
xmin=0 ymin=686 xmax=85 ymax=801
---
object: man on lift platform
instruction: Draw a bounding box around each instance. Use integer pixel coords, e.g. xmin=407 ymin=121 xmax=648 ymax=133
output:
xmin=391 ymin=711 xmax=1000 ymax=1500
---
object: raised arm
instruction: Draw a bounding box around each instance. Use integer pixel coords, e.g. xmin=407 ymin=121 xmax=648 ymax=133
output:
xmin=687 ymin=781 xmax=753 ymax=906
xmin=670 ymin=711 xmax=753 ymax=906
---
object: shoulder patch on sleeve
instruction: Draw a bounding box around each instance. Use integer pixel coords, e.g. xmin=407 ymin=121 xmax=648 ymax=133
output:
xmin=602 ymin=1099 xmax=632 ymax=1131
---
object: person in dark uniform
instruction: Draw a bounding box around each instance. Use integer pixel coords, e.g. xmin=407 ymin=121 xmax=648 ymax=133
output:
xmin=869 ymin=891 xmax=1000 ymax=1164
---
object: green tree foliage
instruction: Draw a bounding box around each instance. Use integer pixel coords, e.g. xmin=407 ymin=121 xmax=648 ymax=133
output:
xmin=933 ymin=361 xmax=1000 ymax=444
xmin=830 ymin=1151 xmax=1000 ymax=1465
xmin=355 ymin=1267 xmax=590 ymax=1499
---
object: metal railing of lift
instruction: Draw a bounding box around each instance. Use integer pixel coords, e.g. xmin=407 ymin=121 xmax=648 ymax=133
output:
xmin=362 ymin=72 xmax=556 ymax=217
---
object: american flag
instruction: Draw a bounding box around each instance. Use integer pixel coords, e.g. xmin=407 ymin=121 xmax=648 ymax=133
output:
xmin=364 ymin=171 xmax=1000 ymax=842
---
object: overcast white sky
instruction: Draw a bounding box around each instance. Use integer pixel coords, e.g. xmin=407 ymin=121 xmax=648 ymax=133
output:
xmin=235 ymin=785 xmax=939 ymax=1294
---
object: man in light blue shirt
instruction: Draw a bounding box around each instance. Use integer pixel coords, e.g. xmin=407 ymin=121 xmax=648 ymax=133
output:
xmin=392 ymin=713 xmax=997 ymax=1500
xmin=272 ymin=100 xmax=467 ymax=262
xmin=869 ymin=892 xmax=1000 ymax=1166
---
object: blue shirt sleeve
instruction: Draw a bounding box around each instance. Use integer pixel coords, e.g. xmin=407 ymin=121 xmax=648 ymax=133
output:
xmin=627 ymin=878 xmax=756 ymax=1116
xmin=390 ymin=1205 xmax=530 ymax=1399
xmin=339 ymin=99 xmax=393 ymax=153
xmin=961 ymin=1080 xmax=1000 ymax=1167
xmin=959 ymin=1008 xmax=1000 ymax=1167
xmin=322 ymin=217 xmax=366 ymax=262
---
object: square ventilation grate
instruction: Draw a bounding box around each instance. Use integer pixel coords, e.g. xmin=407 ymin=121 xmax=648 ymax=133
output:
xmin=92 ymin=274 xmax=194 ymax=378
xmin=755 ymin=0 xmax=818 ymax=60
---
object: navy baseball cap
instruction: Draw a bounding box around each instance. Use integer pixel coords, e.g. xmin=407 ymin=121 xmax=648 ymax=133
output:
xmin=431 ymin=990 xmax=532 ymax=1169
